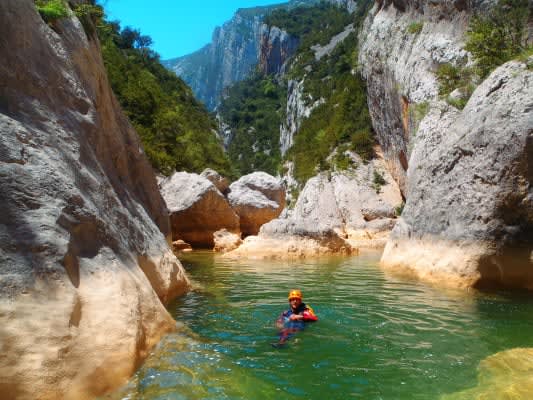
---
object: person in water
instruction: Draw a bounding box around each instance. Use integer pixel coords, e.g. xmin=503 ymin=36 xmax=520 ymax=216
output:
xmin=274 ymin=289 xmax=317 ymax=346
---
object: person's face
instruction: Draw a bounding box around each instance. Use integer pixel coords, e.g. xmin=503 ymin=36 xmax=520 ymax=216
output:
xmin=289 ymin=297 xmax=301 ymax=311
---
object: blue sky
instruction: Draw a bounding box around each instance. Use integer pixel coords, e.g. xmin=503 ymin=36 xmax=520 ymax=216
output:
xmin=99 ymin=0 xmax=286 ymax=60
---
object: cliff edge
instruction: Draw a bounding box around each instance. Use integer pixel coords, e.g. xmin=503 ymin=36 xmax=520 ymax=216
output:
xmin=0 ymin=1 xmax=189 ymax=398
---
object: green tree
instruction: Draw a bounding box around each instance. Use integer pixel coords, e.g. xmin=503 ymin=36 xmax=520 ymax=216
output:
xmin=466 ymin=0 xmax=530 ymax=78
xmin=96 ymin=19 xmax=234 ymax=177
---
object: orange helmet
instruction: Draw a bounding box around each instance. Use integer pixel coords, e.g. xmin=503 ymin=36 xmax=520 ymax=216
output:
xmin=288 ymin=289 xmax=302 ymax=300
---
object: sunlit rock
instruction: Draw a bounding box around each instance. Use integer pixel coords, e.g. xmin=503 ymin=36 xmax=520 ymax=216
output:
xmin=441 ymin=348 xmax=533 ymax=400
xmin=227 ymin=172 xmax=286 ymax=236
xmin=160 ymin=172 xmax=240 ymax=247
xmin=200 ymin=168 xmax=230 ymax=194
xmin=381 ymin=60 xmax=533 ymax=289
xmin=213 ymin=229 xmax=243 ymax=253
xmin=359 ymin=0 xmax=476 ymax=195
xmin=0 ymin=1 xmax=189 ymax=398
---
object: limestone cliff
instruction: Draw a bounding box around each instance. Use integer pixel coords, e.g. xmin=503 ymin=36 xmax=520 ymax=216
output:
xmin=359 ymin=0 xmax=533 ymax=289
xmin=381 ymin=60 xmax=533 ymax=289
xmin=164 ymin=9 xmax=265 ymax=110
xmin=164 ymin=0 xmax=349 ymax=110
xmin=0 ymin=1 xmax=189 ymax=399
xmin=359 ymin=0 xmax=480 ymax=195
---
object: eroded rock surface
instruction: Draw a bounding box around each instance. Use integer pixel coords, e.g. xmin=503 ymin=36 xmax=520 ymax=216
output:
xmin=213 ymin=229 xmax=243 ymax=253
xmin=200 ymin=168 xmax=230 ymax=194
xmin=227 ymin=153 xmax=402 ymax=259
xmin=227 ymin=172 xmax=286 ymax=236
xmin=0 ymin=1 xmax=189 ymax=399
xmin=160 ymin=172 xmax=240 ymax=247
xmin=359 ymin=0 xmax=482 ymax=194
xmin=381 ymin=60 xmax=533 ymax=289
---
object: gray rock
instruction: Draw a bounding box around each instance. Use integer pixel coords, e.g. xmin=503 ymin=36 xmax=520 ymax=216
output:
xmin=200 ymin=168 xmax=230 ymax=194
xmin=280 ymin=79 xmax=324 ymax=156
xmin=311 ymin=24 xmax=354 ymax=61
xmin=259 ymin=24 xmax=299 ymax=75
xmin=228 ymin=172 xmax=286 ymax=235
xmin=160 ymin=172 xmax=240 ymax=247
xmin=358 ymin=0 xmax=483 ymax=194
xmin=263 ymin=154 xmax=403 ymax=241
xmin=0 ymin=1 xmax=189 ymax=398
xmin=165 ymin=0 xmax=355 ymax=110
xmin=382 ymin=60 xmax=533 ymax=289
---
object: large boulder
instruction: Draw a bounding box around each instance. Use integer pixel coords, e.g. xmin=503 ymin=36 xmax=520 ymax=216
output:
xmin=200 ymin=168 xmax=230 ymax=194
xmin=0 ymin=1 xmax=189 ymax=399
xmin=225 ymin=158 xmax=402 ymax=259
xmin=227 ymin=171 xmax=286 ymax=236
xmin=381 ymin=60 xmax=533 ymax=289
xmin=359 ymin=0 xmax=482 ymax=195
xmin=160 ymin=172 xmax=240 ymax=247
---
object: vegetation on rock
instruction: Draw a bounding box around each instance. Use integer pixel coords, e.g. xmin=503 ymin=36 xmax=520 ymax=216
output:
xmin=220 ymin=1 xmax=374 ymax=184
xmin=95 ymin=19 xmax=233 ymax=177
xmin=35 ymin=0 xmax=69 ymax=23
xmin=466 ymin=0 xmax=531 ymax=78
xmin=407 ymin=22 xmax=423 ymax=35
xmin=218 ymin=74 xmax=286 ymax=176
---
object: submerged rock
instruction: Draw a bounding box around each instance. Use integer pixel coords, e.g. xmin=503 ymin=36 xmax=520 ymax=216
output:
xmin=381 ymin=60 xmax=533 ymax=289
xmin=0 ymin=1 xmax=189 ymax=399
xmin=441 ymin=348 xmax=533 ymax=400
xmin=227 ymin=171 xmax=286 ymax=236
xmin=160 ymin=172 xmax=240 ymax=247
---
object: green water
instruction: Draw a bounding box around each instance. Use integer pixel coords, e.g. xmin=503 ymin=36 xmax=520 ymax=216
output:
xmin=108 ymin=251 xmax=533 ymax=400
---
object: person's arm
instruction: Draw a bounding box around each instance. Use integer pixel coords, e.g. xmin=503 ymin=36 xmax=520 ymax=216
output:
xmin=288 ymin=313 xmax=304 ymax=321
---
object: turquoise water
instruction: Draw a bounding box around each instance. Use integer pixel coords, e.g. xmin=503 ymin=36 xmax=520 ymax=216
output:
xmin=108 ymin=251 xmax=533 ymax=400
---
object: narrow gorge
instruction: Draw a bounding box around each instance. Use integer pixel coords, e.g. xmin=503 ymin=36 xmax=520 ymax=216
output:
xmin=1 ymin=0 xmax=532 ymax=399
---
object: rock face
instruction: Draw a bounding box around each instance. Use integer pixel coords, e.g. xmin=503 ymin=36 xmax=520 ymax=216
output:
xmin=164 ymin=9 xmax=265 ymax=110
xmin=213 ymin=229 xmax=243 ymax=253
xmin=200 ymin=168 xmax=230 ymax=194
xmin=160 ymin=172 xmax=240 ymax=247
xmin=164 ymin=0 xmax=349 ymax=110
xmin=258 ymin=25 xmax=299 ymax=75
xmin=280 ymin=79 xmax=324 ymax=157
xmin=227 ymin=172 xmax=286 ymax=236
xmin=227 ymin=155 xmax=402 ymax=259
xmin=381 ymin=60 xmax=533 ymax=289
xmin=358 ymin=0 xmax=480 ymax=194
xmin=0 ymin=1 xmax=190 ymax=399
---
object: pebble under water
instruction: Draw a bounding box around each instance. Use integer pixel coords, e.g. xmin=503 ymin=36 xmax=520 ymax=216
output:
xmin=105 ymin=251 xmax=533 ymax=400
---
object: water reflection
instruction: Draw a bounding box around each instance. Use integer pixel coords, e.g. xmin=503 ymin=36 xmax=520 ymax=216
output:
xmin=104 ymin=251 xmax=533 ymax=400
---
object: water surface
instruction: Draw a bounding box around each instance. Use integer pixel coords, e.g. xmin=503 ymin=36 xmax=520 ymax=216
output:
xmin=107 ymin=251 xmax=533 ymax=399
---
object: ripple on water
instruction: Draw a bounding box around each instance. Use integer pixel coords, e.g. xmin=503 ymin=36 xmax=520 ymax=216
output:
xmin=102 ymin=252 xmax=533 ymax=400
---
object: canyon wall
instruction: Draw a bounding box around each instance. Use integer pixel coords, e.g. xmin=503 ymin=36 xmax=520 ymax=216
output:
xmin=0 ymin=1 xmax=189 ymax=398
xmin=359 ymin=0 xmax=533 ymax=289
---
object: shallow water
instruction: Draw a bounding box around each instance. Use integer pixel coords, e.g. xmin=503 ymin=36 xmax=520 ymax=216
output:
xmin=107 ymin=251 xmax=533 ymax=400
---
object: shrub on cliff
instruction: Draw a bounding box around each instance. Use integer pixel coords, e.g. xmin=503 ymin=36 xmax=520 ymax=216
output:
xmin=466 ymin=0 xmax=531 ymax=78
xmin=96 ymin=20 xmax=234 ymax=177
xmin=35 ymin=0 xmax=69 ymax=23
xmin=218 ymin=74 xmax=285 ymax=176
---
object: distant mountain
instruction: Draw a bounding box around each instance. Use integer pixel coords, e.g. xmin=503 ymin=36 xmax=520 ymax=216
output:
xmin=163 ymin=0 xmax=356 ymax=110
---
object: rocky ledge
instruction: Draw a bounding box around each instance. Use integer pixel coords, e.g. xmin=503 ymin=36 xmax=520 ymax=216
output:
xmin=226 ymin=149 xmax=403 ymax=259
xmin=381 ymin=60 xmax=533 ymax=289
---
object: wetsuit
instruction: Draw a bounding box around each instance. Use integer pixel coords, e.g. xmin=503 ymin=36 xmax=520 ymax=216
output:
xmin=275 ymin=303 xmax=317 ymax=345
